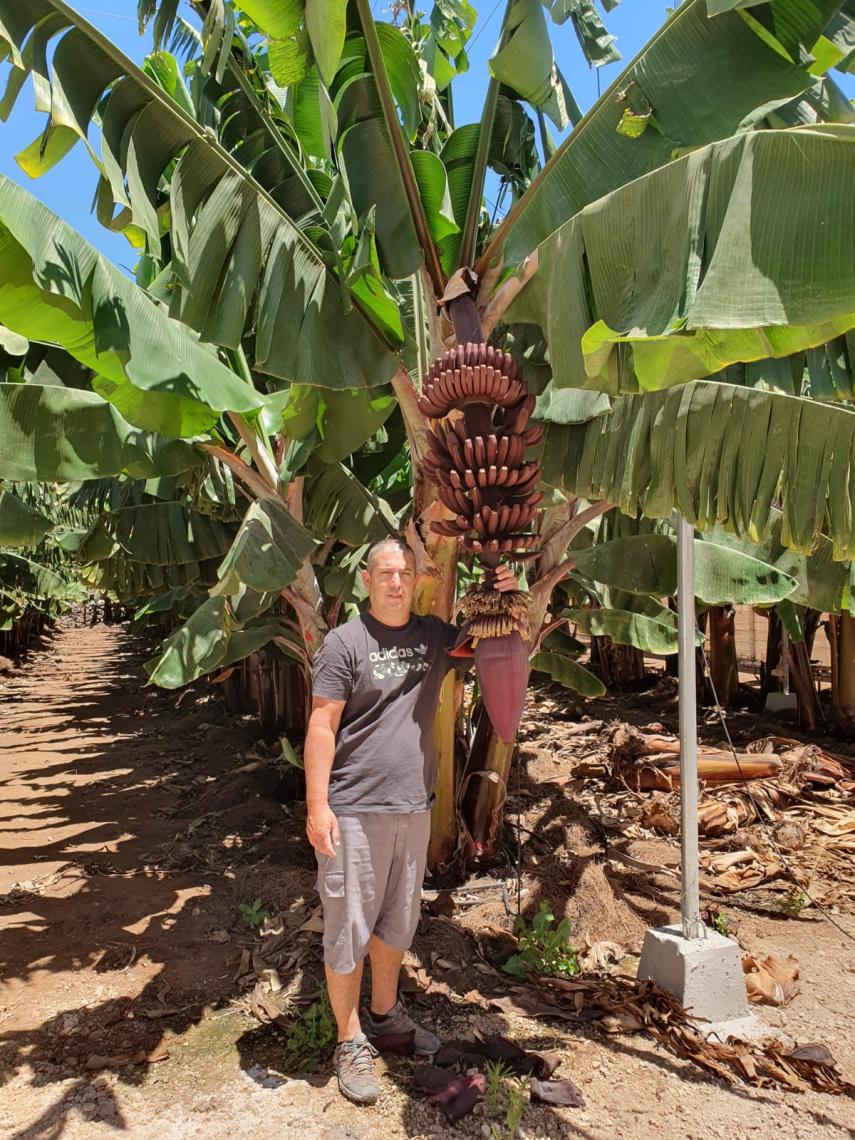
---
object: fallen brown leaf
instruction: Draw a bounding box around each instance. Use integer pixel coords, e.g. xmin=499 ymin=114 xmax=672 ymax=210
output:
xmin=530 ymin=1076 xmax=584 ymax=1107
xmin=743 ymin=954 xmax=799 ymax=1006
xmin=297 ymin=907 xmax=325 ymax=934
xmin=488 ymin=990 xmax=580 ymax=1021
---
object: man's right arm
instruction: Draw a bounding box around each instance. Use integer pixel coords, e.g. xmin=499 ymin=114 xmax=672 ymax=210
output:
xmin=304 ymin=696 xmax=346 ymax=857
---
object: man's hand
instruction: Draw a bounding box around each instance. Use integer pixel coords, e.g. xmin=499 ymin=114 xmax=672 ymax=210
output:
xmin=306 ymin=803 xmax=340 ymax=857
xmin=492 ymin=563 xmax=522 ymax=593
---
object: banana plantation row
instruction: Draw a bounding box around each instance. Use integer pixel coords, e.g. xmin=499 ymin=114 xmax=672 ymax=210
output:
xmin=1 ymin=0 xmax=854 ymax=873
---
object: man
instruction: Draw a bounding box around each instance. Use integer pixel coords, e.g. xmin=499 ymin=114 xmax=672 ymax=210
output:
xmin=304 ymin=537 xmax=518 ymax=1105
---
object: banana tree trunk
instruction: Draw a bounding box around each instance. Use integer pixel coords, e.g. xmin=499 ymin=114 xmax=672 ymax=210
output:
xmin=590 ymin=635 xmax=646 ymax=688
xmin=829 ymin=613 xmax=855 ymax=728
xmin=786 ymin=638 xmax=822 ymax=733
xmin=411 ymin=516 xmax=459 ymax=872
xmin=708 ymin=605 xmax=738 ymax=706
xmin=221 ymin=652 xmax=307 ymax=742
xmin=459 ymin=701 xmax=515 ymax=860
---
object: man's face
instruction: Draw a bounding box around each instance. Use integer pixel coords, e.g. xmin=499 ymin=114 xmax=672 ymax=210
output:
xmin=361 ymin=549 xmax=417 ymax=624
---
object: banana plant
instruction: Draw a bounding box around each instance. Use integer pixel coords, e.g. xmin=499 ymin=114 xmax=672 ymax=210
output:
xmin=1 ymin=0 xmax=855 ymax=869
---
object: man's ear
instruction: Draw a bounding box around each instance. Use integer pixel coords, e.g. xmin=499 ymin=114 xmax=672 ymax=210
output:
xmin=360 ymin=569 xmax=371 ymax=590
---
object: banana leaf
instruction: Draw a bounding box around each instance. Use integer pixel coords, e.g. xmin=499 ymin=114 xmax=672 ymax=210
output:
xmin=0 ymin=550 xmax=81 ymax=602
xmin=0 ymin=2 xmax=398 ymax=389
xmin=572 ymin=533 xmax=799 ymax=605
xmin=80 ymin=503 xmax=235 ymax=566
xmin=488 ymin=0 xmax=851 ymax=267
xmin=0 ymin=383 xmax=198 ymax=483
xmin=508 ymin=127 xmax=855 ymax=395
xmin=0 ymin=175 xmax=258 ymax=435
xmin=543 ymin=380 xmax=855 ymax=561
xmin=303 ymin=459 xmax=397 ymax=546
xmin=144 ymin=595 xmax=233 ymax=687
xmin=0 ymin=491 xmax=52 ymax=548
xmin=214 ymin=495 xmax=316 ymax=596
xmin=568 ymin=605 xmax=683 ymax=655
xmin=530 ymin=648 xmax=606 ymax=695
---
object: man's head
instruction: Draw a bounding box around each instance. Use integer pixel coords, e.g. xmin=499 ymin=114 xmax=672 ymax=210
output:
xmin=361 ymin=538 xmax=418 ymax=627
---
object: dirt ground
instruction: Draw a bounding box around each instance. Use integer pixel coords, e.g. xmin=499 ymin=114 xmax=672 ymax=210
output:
xmin=0 ymin=622 xmax=853 ymax=1140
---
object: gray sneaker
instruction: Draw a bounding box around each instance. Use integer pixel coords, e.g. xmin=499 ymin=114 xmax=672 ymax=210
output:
xmin=363 ymin=1001 xmax=441 ymax=1057
xmin=334 ymin=1032 xmax=380 ymax=1105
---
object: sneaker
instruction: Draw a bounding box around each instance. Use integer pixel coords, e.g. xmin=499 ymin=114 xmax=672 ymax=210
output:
xmin=363 ymin=1000 xmax=441 ymax=1057
xmin=334 ymin=1032 xmax=380 ymax=1105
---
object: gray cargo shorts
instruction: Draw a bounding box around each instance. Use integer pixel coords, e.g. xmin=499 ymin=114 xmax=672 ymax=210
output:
xmin=315 ymin=809 xmax=431 ymax=974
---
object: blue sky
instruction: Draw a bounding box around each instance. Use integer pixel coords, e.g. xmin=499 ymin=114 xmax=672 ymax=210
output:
xmin=0 ymin=0 xmax=851 ymax=271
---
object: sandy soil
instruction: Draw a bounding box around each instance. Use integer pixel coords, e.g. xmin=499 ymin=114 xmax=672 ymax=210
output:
xmin=0 ymin=623 xmax=853 ymax=1140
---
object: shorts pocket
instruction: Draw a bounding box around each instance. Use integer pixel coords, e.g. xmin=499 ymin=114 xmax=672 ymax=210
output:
xmin=316 ymin=854 xmax=346 ymax=899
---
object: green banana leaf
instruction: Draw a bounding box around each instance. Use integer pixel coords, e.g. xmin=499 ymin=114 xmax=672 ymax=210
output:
xmin=489 ymin=0 xmax=851 ymax=267
xmin=79 ymin=556 xmax=218 ymax=600
xmin=530 ymin=649 xmax=606 ymax=695
xmin=706 ymin=511 xmax=853 ymax=614
xmin=573 ymin=533 xmax=799 ymax=605
xmin=303 ymin=460 xmax=397 ymax=546
xmin=0 ymin=2 xmax=398 ymax=389
xmin=508 ymin=127 xmax=855 ymax=395
xmin=0 ymin=551 xmax=80 ymax=602
xmin=543 ymin=380 xmax=855 ymax=561
xmin=0 ymin=491 xmax=51 ymax=548
xmin=489 ymin=0 xmax=578 ymax=131
xmin=270 ymin=384 xmax=397 ymax=464
xmin=568 ymin=605 xmax=684 ymax=655
xmin=216 ymin=621 xmax=305 ymax=669
xmin=144 ymin=595 xmax=233 ymax=687
xmin=548 ymin=0 xmax=621 ymax=67
xmin=0 ymin=176 xmax=258 ymax=435
xmin=214 ymin=495 xmax=316 ymax=596
xmin=706 ymin=0 xmax=843 ymax=65
xmin=534 ymin=382 xmax=611 ymax=424
xmin=716 ymin=334 xmax=855 ymax=402
xmin=0 ymin=383 xmax=198 ymax=483
xmin=80 ymin=503 xmax=236 ymax=566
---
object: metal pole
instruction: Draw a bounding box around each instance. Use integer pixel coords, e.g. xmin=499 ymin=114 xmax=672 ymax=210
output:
xmin=677 ymin=515 xmax=703 ymax=940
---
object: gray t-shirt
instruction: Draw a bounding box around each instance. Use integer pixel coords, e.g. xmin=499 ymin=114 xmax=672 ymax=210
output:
xmin=312 ymin=611 xmax=458 ymax=813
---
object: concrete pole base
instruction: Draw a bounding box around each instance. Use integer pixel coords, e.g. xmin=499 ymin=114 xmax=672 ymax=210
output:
xmin=765 ymin=692 xmax=798 ymax=714
xmin=638 ymin=923 xmax=750 ymax=1024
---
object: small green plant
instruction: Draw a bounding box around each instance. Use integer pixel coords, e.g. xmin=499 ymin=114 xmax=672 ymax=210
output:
xmin=502 ymin=902 xmax=580 ymax=979
xmin=239 ymin=897 xmax=270 ymax=928
xmin=486 ymin=1068 xmax=529 ymax=1140
xmin=283 ymin=988 xmax=336 ymax=1069
xmin=709 ymin=909 xmax=730 ymax=937
xmin=779 ymin=888 xmax=809 ymax=916
xmin=505 ymin=1077 xmax=528 ymax=1136
xmin=484 ymin=1059 xmax=513 ymax=1116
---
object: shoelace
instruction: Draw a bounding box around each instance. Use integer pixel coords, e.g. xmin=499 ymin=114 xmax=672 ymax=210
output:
xmin=340 ymin=1039 xmax=377 ymax=1077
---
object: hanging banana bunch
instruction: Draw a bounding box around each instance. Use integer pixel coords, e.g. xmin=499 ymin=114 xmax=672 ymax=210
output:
xmin=418 ymin=340 xmax=544 ymax=742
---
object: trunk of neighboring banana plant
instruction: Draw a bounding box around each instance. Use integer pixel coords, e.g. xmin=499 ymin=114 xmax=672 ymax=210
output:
xmin=708 ymin=605 xmax=739 ymax=706
xmin=0 ymin=606 xmax=49 ymax=660
xmin=761 ymin=607 xmax=783 ymax=698
xmin=222 ymin=651 xmax=307 ymax=743
xmin=786 ymin=638 xmax=822 ymax=733
xmin=590 ymin=635 xmax=646 ymax=688
xmin=828 ymin=613 xmax=855 ymax=729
